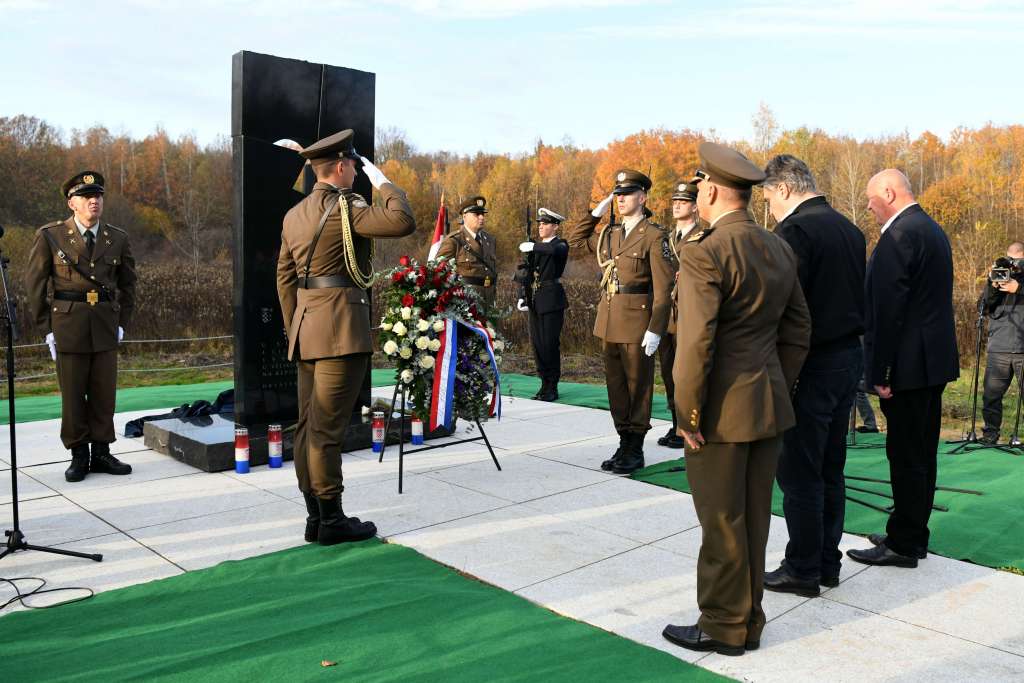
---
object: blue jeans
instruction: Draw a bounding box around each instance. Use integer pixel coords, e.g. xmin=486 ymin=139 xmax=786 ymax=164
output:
xmin=777 ymin=344 xmax=862 ymax=580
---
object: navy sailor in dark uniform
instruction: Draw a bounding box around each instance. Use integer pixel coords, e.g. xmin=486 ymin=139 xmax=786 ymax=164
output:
xmin=517 ymin=208 xmax=570 ymax=401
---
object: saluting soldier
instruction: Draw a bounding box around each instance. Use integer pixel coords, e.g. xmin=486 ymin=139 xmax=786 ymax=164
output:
xmin=277 ymin=129 xmax=415 ymax=546
xmin=25 ymin=172 xmax=137 ymax=483
xmin=656 ymin=180 xmax=701 ymax=449
xmin=435 ymin=196 xmax=498 ymax=307
xmin=516 ymin=208 xmax=570 ymax=401
xmin=566 ymin=169 xmax=674 ymax=473
xmin=662 ymin=143 xmax=810 ymax=656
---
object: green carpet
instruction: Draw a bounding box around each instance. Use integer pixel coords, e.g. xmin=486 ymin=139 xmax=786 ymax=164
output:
xmin=0 ymin=541 xmax=727 ymax=682
xmin=633 ymin=433 xmax=1024 ymax=572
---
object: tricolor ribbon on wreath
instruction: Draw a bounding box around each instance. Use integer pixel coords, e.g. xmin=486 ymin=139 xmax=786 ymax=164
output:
xmin=429 ymin=318 xmax=502 ymax=432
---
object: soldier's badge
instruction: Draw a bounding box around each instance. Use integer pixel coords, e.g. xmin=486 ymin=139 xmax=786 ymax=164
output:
xmin=476 ymin=198 xmax=484 ymax=207
xmin=352 ymin=198 xmax=368 ymax=208
xmin=686 ymin=228 xmax=714 ymax=243
xmin=617 ymin=172 xmax=626 ymax=182
xmin=83 ymin=174 xmax=95 ymax=184
xmin=661 ymin=237 xmax=674 ymax=263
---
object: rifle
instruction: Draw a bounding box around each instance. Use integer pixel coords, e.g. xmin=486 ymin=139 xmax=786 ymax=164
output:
xmin=513 ymin=204 xmax=536 ymax=310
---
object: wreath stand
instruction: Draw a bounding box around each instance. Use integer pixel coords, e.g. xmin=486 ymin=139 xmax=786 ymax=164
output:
xmin=379 ymin=382 xmax=501 ymax=493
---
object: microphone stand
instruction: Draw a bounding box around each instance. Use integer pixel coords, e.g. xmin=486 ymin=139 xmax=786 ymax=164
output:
xmin=0 ymin=244 xmax=102 ymax=563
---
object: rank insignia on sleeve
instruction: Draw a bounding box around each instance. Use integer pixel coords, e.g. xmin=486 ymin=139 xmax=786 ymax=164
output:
xmin=352 ymin=198 xmax=368 ymax=208
xmin=661 ymin=237 xmax=674 ymax=263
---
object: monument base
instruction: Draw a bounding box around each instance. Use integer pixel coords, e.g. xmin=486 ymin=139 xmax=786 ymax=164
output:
xmin=143 ymin=414 xmax=451 ymax=473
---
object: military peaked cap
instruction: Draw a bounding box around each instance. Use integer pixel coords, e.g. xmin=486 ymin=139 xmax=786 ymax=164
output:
xmin=300 ymin=129 xmax=361 ymax=164
xmin=612 ymin=169 xmax=652 ymax=195
xmin=537 ymin=207 xmax=566 ymax=224
xmin=696 ymin=142 xmax=766 ymax=189
xmin=460 ymin=196 xmax=488 ymax=215
xmin=62 ymin=171 xmax=105 ymax=198
xmin=672 ymin=180 xmax=699 ymax=201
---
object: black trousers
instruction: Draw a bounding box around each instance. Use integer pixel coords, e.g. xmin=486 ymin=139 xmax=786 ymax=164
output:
xmin=777 ymin=344 xmax=861 ymax=580
xmin=879 ymin=384 xmax=945 ymax=557
xmin=529 ymin=307 xmax=564 ymax=386
xmin=981 ymin=351 xmax=1024 ymax=438
xmin=658 ymin=331 xmax=677 ymax=428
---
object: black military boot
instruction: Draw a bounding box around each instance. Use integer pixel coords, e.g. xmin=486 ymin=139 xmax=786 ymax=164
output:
xmin=64 ymin=444 xmax=91 ymax=482
xmin=90 ymin=442 xmax=132 ymax=475
xmin=601 ymin=432 xmax=628 ymax=471
xmin=538 ymin=378 xmax=558 ymax=402
xmin=316 ymin=496 xmax=377 ymax=546
xmin=612 ymin=433 xmax=646 ymax=474
xmin=532 ymin=379 xmax=548 ymax=400
xmin=302 ymin=492 xmax=320 ymax=543
xmin=657 ymin=426 xmax=685 ymax=449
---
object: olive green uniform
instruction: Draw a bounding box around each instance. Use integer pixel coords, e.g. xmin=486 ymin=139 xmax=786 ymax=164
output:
xmin=567 ymin=213 xmax=674 ymax=436
xmin=277 ymin=182 xmax=415 ymax=499
xmin=435 ymin=226 xmax=498 ymax=307
xmin=25 ymin=218 xmax=136 ymax=449
xmin=673 ymin=209 xmax=810 ymax=647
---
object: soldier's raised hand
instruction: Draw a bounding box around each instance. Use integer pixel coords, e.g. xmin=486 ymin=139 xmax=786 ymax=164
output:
xmin=518 ymin=241 xmax=534 ymax=253
xmin=591 ymin=193 xmax=615 ymax=218
xmin=358 ymin=156 xmax=390 ymax=189
xmin=118 ymin=326 xmax=124 ymax=343
xmin=516 ymin=299 xmax=529 ymax=312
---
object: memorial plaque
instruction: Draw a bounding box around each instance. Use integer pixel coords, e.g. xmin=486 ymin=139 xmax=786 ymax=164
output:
xmin=231 ymin=50 xmax=375 ymax=428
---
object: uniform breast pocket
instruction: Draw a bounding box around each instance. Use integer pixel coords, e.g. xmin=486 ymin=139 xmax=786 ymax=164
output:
xmin=624 ymin=251 xmax=649 ymax=274
xmin=52 ymin=257 xmax=74 ymax=281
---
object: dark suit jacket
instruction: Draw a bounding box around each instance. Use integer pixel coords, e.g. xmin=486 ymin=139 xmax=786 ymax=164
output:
xmin=864 ymin=204 xmax=959 ymax=390
xmin=775 ymin=196 xmax=865 ymax=353
xmin=529 ymin=237 xmax=569 ymax=314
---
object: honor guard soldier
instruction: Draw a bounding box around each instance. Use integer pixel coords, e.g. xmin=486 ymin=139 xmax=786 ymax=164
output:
xmin=436 ymin=196 xmax=498 ymax=307
xmin=657 ymin=180 xmax=701 ymax=449
xmin=25 ymin=172 xmax=137 ymax=482
xmin=517 ymin=208 xmax=570 ymax=401
xmin=662 ymin=143 xmax=810 ymax=656
xmin=277 ymin=129 xmax=416 ymax=545
xmin=567 ymin=169 xmax=674 ymax=473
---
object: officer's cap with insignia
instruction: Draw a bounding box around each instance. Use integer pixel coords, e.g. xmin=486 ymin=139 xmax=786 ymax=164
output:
xmin=612 ymin=169 xmax=652 ymax=195
xmin=62 ymin=171 xmax=105 ymax=198
xmin=672 ymin=179 xmax=700 ymax=202
xmin=299 ymin=129 xmax=361 ymax=167
xmin=460 ymin=196 xmax=488 ymax=215
xmin=695 ymin=142 xmax=766 ymax=189
xmin=537 ymin=208 xmax=566 ymax=224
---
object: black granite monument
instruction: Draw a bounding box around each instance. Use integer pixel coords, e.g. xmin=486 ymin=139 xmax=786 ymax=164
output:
xmin=145 ymin=51 xmax=381 ymax=470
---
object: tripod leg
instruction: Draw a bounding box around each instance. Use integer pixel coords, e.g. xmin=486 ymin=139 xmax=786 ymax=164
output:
xmin=1010 ymin=358 xmax=1024 ymax=447
xmin=22 ymin=544 xmax=103 ymax=562
xmin=476 ymin=419 xmax=502 ymax=471
xmin=380 ymin=382 xmax=401 ymax=463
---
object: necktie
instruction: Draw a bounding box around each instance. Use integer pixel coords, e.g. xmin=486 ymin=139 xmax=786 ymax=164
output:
xmin=85 ymin=230 xmax=96 ymax=258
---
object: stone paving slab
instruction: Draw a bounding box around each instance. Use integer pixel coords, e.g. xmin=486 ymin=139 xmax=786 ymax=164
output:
xmin=1 ymin=398 xmax=1023 ymax=682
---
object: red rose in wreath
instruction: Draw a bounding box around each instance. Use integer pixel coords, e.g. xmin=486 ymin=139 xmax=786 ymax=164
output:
xmin=401 ymin=294 xmax=415 ymax=307
xmin=398 ymin=255 xmax=411 ymax=267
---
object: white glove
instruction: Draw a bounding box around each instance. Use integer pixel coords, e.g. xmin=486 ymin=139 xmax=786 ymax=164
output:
xmin=516 ymin=299 xmax=529 ymax=312
xmin=358 ymin=156 xmax=389 ymax=189
xmin=591 ymin=193 xmax=615 ymax=218
xmin=641 ymin=330 xmax=661 ymax=356
xmin=45 ymin=332 xmax=56 ymax=361
xmin=518 ymin=241 xmax=535 ymax=253
xmin=118 ymin=326 xmax=124 ymax=342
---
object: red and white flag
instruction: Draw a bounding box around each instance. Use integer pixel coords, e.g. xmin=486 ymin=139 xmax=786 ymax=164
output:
xmin=427 ymin=191 xmax=447 ymax=261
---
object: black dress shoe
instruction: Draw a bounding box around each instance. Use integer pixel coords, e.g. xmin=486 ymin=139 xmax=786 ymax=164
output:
xmin=847 ymin=544 xmax=918 ymax=568
xmin=89 ymin=443 xmax=132 ymax=475
xmin=662 ymin=624 xmax=745 ymax=656
xmin=537 ymin=390 xmax=558 ymax=402
xmin=764 ymin=564 xmax=820 ymax=597
xmin=820 ymin=575 xmax=840 ymax=588
xmin=855 ymin=426 xmax=879 ymax=434
xmin=656 ymin=427 xmax=685 ymax=449
xmin=868 ymin=533 xmax=926 ymax=559
xmin=64 ymin=445 xmax=91 ymax=482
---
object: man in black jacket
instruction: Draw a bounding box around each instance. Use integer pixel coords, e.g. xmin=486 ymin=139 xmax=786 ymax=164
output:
xmin=760 ymin=155 xmax=865 ymax=596
xmin=981 ymin=242 xmax=1024 ymax=444
xmin=517 ymin=208 xmax=570 ymax=401
xmin=850 ymin=169 xmax=959 ymax=568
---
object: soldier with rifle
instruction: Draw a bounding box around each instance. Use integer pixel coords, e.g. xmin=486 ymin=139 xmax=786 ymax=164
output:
xmin=517 ymin=207 xmax=569 ymax=401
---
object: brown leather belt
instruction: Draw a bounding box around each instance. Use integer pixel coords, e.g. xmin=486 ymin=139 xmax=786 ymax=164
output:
xmin=298 ymin=274 xmax=356 ymax=289
xmin=617 ymin=284 xmax=650 ymax=295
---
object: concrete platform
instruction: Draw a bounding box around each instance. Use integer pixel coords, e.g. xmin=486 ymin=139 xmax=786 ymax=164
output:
xmin=2 ymin=392 xmax=1023 ymax=681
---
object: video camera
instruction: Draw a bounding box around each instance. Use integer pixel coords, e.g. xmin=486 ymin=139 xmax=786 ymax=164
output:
xmin=989 ymin=256 xmax=1024 ymax=283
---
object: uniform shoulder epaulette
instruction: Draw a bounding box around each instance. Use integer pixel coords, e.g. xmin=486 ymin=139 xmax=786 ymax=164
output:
xmin=38 ymin=220 xmax=63 ymax=232
xmin=104 ymin=223 xmax=127 ymax=234
xmin=347 ymin=192 xmax=369 ymax=208
xmin=685 ymin=227 xmax=714 ymax=244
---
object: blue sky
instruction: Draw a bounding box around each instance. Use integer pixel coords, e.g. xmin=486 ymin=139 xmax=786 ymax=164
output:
xmin=2 ymin=0 xmax=1022 ymax=154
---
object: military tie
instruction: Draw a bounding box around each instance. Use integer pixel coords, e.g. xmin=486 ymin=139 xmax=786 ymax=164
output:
xmin=85 ymin=229 xmax=96 ymax=258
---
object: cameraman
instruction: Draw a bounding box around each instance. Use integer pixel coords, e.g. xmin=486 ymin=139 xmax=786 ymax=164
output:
xmin=981 ymin=242 xmax=1024 ymax=444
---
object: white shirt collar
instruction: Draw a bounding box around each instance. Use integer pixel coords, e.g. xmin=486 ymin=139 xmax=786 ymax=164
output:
xmin=74 ymin=216 xmax=98 ymax=236
xmin=622 ymin=214 xmax=644 ymax=236
xmin=778 ymin=195 xmax=820 ymax=224
xmin=710 ymin=209 xmax=744 ymax=228
xmin=880 ymin=202 xmax=918 ymax=234
xmin=676 ymin=221 xmax=698 ymax=239
xmin=542 ymin=236 xmax=556 ymax=243
xmin=464 ymin=226 xmax=480 ymax=240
